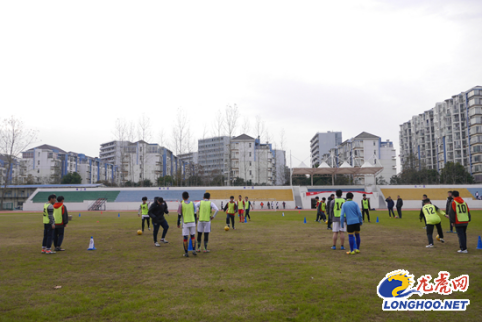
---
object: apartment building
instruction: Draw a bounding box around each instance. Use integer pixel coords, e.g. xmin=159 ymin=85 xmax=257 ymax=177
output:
xmin=310 ymin=131 xmax=342 ymax=167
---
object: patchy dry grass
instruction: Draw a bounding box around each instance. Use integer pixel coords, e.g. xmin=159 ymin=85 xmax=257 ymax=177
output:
xmin=0 ymin=209 xmax=481 ymax=321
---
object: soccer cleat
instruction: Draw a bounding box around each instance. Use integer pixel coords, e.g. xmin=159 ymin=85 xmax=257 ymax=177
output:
xmin=148 ymin=228 xmax=151 ymax=231
xmin=45 ymin=250 xmax=56 ymax=254
xmin=346 ymin=251 xmax=356 ymax=255
xmin=41 ymin=249 xmax=46 ymax=254
xmin=154 ymin=242 xmax=161 ymax=247
xmin=355 ymin=249 xmax=360 ymax=254
xmin=331 ymin=246 xmax=336 ymax=250
xmin=203 ymin=249 xmax=210 ymax=253
xmin=340 ymin=246 xmax=345 ymax=250
xmin=192 ymin=251 xmax=197 ymax=256
xmin=458 ymin=249 xmax=468 ymax=253
xmin=183 ymin=253 xmax=189 ymax=257
xmin=161 ymin=239 xmax=169 ymax=243
xmin=440 ymin=239 xmax=445 ymax=243
xmin=196 ymin=249 xmax=201 ymax=252
xmin=426 ymin=244 xmax=434 ymax=248
xmin=55 ymin=248 xmax=65 ymax=251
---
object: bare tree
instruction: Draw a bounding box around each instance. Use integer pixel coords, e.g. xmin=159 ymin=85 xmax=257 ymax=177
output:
xmin=278 ymin=129 xmax=286 ymax=185
xmin=224 ymin=104 xmax=239 ymax=186
xmin=254 ymin=115 xmax=265 ymax=184
xmin=0 ymin=116 xmax=37 ymax=209
xmin=172 ymin=108 xmax=190 ymax=185
xmin=113 ymin=118 xmax=135 ymax=186
xmin=137 ymin=114 xmax=153 ymax=186
xmin=211 ymin=109 xmax=225 ymax=138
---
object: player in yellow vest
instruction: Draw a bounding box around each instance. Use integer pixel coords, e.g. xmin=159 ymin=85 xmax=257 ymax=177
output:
xmin=41 ymin=194 xmax=57 ymax=254
xmin=420 ymin=199 xmax=445 ymax=248
xmin=331 ymin=190 xmax=346 ymax=250
xmin=138 ymin=197 xmax=151 ymax=232
xmin=237 ymin=195 xmax=245 ymax=223
xmin=53 ymin=195 xmax=69 ymax=251
xmin=194 ymin=192 xmax=219 ymax=252
xmin=177 ymin=191 xmax=198 ymax=257
xmin=223 ymin=196 xmax=238 ymax=229
xmin=361 ymin=194 xmax=371 ymax=222
xmin=447 ymin=190 xmax=472 ymax=253
xmin=244 ymin=196 xmax=252 ymax=221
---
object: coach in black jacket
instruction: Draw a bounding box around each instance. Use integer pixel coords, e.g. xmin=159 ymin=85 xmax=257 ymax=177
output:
xmin=396 ymin=196 xmax=403 ymax=219
xmin=446 ymin=191 xmax=454 ymax=233
xmin=149 ymin=197 xmax=169 ymax=246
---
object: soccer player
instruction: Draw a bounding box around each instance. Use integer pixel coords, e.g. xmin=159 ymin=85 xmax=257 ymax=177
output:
xmin=260 ymin=202 xmax=264 ymax=209
xmin=149 ymin=197 xmax=169 ymax=246
xmin=326 ymin=194 xmax=335 ymax=230
xmin=396 ymin=195 xmax=403 ymax=219
xmin=446 ymin=191 xmax=455 ymax=234
xmin=448 ymin=190 xmax=471 ymax=253
xmin=340 ymin=192 xmax=363 ymax=255
xmin=177 ymin=191 xmax=197 ymax=257
xmin=41 ymin=194 xmax=57 ymax=254
xmin=282 ymin=201 xmax=286 ymax=209
xmin=223 ymin=196 xmax=237 ymax=229
xmin=244 ymin=196 xmax=251 ymax=221
xmin=420 ymin=198 xmax=445 ymax=248
xmin=53 ymin=196 xmax=69 ymax=251
xmin=138 ymin=197 xmax=151 ymax=232
xmin=331 ymin=190 xmax=345 ymax=250
xmin=194 ymin=192 xmax=219 ymax=253
xmin=237 ymin=195 xmax=245 ymax=223
xmin=421 ymin=194 xmax=428 ymax=228
xmin=320 ymin=197 xmax=327 ymax=222
xmin=360 ymin=194 xmax=371 ymax=222
xmin=314 ymin=197 xmax=321 ymax=222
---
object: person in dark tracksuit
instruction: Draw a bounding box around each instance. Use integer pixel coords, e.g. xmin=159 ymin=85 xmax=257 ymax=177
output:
xmin=385 ymin=196 xmax=395 ymax=218
xmin=446 ymin=191 xmax=455 ymax=234
xmin=447 ymin=190 xmax=471 ymax=253
xmin=149 ymin=197 xmax=170 ymax=247
xmin=53 ymin=196 xmax=69 ymax=251
xmin=361 ymin=194 xmax=371 ymax=222
xmin=326 ymin=194 xmax=335 ymax=230
xmin=314 ymin=197 xmax=321 ymax=222
xmin=421 ymin=194 xmax=428 ymax=228
xmin=396 ymin=195 xmax=403 ymax=219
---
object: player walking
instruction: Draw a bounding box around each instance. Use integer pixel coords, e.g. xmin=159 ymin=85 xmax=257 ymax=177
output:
xmin=331 ymin=190 xmax=345 ymax=250
xmin=237 ymin=195 xmax=245 ymax=223
xmin=244 ymin=196 xmax=251 ymax=221
xmin=138 ymin=197 xmax=151 ymax=232
xmin=223 ymin=196 xmax=237 ymax=229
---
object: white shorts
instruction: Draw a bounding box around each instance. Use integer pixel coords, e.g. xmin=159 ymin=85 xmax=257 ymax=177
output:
xmin=332 ymin=222 xmax=346 ymax=232
xmin=197 ymin=221 xmax=211 ymax=233
xmin=182 ymin=224 xmax=196 ymax=236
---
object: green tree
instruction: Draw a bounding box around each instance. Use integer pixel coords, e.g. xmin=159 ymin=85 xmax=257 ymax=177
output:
xmin=440 ymin=162 xmax=474 ymax=184
xmin=61 ymin=172 xmax=82 ymax=184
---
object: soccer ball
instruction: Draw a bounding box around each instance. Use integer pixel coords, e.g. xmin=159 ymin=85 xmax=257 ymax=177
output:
xmin=137 ymin=230 xmax=142 ymax=235
xmin=436 ymin=234 xmax=440 ymax=241
xmin=224 ymin=226 xmax=230 ymax=231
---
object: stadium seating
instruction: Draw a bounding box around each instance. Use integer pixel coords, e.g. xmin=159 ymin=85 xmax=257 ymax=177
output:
xmin=209 ymin=189 xmax=294 ymax=201
xmin=32 ymin=191 xmax=121 ymax=203
xmin=380 ymin=188 xmax=474 ymax=200
xmin=114 ymin=190 xmax=206 ymax=202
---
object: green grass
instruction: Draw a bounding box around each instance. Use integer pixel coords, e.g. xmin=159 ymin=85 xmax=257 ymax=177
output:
xmin=0 ymin=210 xmax=481 ymax=321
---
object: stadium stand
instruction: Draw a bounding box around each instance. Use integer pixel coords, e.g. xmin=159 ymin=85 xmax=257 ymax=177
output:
xmin=209 ymin=189 xmax=294 ymax=201
xmin=32 ymin=191 xmax=121 ymax=203
xmin=380 ymin=188 xmax=474 ymax=200
xmin=114 ymin=190 xmax=206 ymax=202
xmin=307 ymin=188 xmax=366 ymax=193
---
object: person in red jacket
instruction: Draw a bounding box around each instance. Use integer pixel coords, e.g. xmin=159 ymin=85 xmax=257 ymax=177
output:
xmin=447 ymin=190 xmax=471 ymax=253
xmin=53 ymin=196 xmax=69 ymax=251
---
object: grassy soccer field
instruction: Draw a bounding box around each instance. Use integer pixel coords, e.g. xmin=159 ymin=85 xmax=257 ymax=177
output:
xmin=0 ymin=209 xmax=481 ymax=322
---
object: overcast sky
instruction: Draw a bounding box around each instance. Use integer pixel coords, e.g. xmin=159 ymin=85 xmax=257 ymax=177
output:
xmin=1 ymin=0 xmax=481 ymax=171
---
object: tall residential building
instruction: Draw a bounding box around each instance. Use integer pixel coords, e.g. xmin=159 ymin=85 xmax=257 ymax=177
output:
xmin=99 ymin=140 xmax=182 ymax=185
xmin=310 ymin=131 xmax=342 ymax=166
xmin=197 ymin=134 xmax=286 ymax=185
xmin=324 ymin=132 xmax=396 ymax=185
xmin=399 ymin=86 xmax=482 ymax=181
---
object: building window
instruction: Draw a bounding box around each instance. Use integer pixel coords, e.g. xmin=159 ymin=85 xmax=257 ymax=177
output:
xmin=249 ymin=152 xmax=252 ymax=157
xmin=249 ymin=143 xmax=252 ymax=148
xmin=373 ymin=142 xmax=375 ymax=146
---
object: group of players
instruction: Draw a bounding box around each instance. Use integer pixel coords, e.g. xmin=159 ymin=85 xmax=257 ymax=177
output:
xmin=313 ymin=190 xmax=472 ymax=254
xmin=138 ymin=193 xmax=252 ymax=257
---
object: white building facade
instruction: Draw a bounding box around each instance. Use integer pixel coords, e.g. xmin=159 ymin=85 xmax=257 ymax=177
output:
xmin=310 ymin=131 xmax=342 ymax=167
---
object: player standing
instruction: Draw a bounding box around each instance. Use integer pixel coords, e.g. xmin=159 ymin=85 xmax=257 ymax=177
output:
xmin=237 ymin=195 xmax=245 ymax=223
xmin=361 ymin=194 xmax=371 ymax=223
xmin=331 ymin=190 xmax=345 ymax=250
xmin=340 ymin=193 xmax=363 ymax=255
xmin=177 ymin=192 xmax=198 ymax=257
xmin=244 ymin=196 xmax=251 ymax=221
xmin=138 ymin=197 xmax=151 ymax=232
xmin=194 ymin=192 xmax=219 ymax=253
xmin=223 ymin=196 xmax=237 ymax=229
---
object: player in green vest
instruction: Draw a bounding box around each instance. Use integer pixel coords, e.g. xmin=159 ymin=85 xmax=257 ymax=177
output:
xmin=447 ymin=190 xmax=472 ymax=253
xmin=177 ymin=191 xmax=198 ymax=257
xmin=138 ymin=197 xmax=151 ymax=232
xmin=360 ymin=194 xmax=371 ymax=222
xmin=420 ymin=199 xmax=445 ymax=248
xmin=41 ymin=194 xmax=57 ymax=254
xmin=238 ymin=195 xmax=245 ymax=223
xmin=194 ymin=192 xmax=219 ymax=252
xmin=244 ymin=196 xmax=251 ymax=221
xmin=331 ymin=190 xmax=346 ymax=250
xmin=53 ymin=195 xmax=69 ymax=251
xmin=223 ymin=196 xmax=238 ymax=229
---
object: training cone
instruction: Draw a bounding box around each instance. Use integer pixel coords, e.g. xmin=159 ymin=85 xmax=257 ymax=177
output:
xmin=282 ymin=212 xmax=284 ymax=217
xmin=477 ymin=236 xmax=482 ymax=250
xmin=87 ymin=236 xmax=96 ymax=250
xmin=298 ymin=210 xmax=300 ymax=214
xmin=304 ymin=217 xmax=307 ymax=224
xmin=79 ymin=213 xmax=81 ymax=217
xmin=188 ymin=239 xmax=194 ymax=251
xmin=118 ymin=213 xmax=120 ymax=217
xmin=376 ymin=217 xmax=379 ymax=223
xmin=244 ymin=216 xmax=247 ymax=223
xmin=101 ymin=211 xmax=103 ymax=214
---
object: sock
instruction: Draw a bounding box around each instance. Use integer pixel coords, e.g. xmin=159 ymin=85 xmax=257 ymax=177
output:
xmin=197 ymin=232 xmax=202 ymax=249
xmin=348 ymin=234 xmax=355 ymax=252
xmin=355 ymin=233 xmax=360 ymax=249
xmin=204 ymin=241 xmax=208 ymax=250
xmin=191 ymin=238 xmax=196 ymax=251
xmin=183 ymin=238 xmax=188 ymax=253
